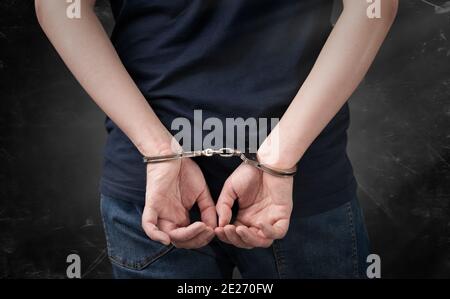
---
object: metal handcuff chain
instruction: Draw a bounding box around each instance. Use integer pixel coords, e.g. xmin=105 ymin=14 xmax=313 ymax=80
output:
xmin=143 ymin=147 xmax=297 ymax=178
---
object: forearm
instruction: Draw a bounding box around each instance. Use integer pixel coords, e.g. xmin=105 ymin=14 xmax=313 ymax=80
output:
xmin=35 ymin=0 xmax=176 ymax=156
xmin=258 ymin=0 xmax=398 ymax=168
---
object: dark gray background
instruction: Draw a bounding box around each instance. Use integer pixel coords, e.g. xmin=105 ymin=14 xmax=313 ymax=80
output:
xmin=0 ymin=0 xmax=449 ymax=278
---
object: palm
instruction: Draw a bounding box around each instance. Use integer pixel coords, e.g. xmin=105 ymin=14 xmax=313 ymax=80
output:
xmin=216 ymin=164 xmax=293 ymax=248
xmin=142 ymin=158 xmax=216 ymax=248
xmin=146 ymin=159 xmax=205 ymax=228
xmin=233 ymin=165 xmax=292 ymax=228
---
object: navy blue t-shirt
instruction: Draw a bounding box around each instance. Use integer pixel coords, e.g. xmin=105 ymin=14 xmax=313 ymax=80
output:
xmin=101 ymin=0 xmax=357 ymax=216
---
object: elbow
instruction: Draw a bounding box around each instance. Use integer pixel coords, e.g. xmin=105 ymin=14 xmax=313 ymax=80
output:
xmin=34 ymin=0 xmax=43 ymax=24
xmin=343 ymin=0 xmax=398 ymax=25
xmin=384 ymin=0 xmax=399 ymax=23
xmin=34 ymin=0 xmax=96 ymax=26
xmin=34 ymin=0 xmax=52 ymax=27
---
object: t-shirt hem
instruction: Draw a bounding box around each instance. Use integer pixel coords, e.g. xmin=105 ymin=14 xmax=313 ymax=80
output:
xmin=99 ymin=176 xmax=358 ymax=217
xmin=295 ymin=176 xmax=358 ymax=217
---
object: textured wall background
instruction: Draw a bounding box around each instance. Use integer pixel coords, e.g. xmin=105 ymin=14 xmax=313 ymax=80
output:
xmin=0 ymin=0 xmax=449 ymax=278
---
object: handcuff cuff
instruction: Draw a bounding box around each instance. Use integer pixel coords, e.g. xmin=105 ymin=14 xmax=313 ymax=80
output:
xmin=143 ymin=147 xmax=297 ymax=178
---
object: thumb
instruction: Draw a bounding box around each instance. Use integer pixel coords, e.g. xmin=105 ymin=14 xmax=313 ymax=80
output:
xmin=197 ymin=187 xmax=217 ymax=229
xmin=141 ymin=206 xmax=171 ymax=245
xmin=216 ymin=179 xmax=237 ymax=227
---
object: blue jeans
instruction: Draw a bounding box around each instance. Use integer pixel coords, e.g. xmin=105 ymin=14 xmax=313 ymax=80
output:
xmin=100 ymin=194 xmax=370 ymax=279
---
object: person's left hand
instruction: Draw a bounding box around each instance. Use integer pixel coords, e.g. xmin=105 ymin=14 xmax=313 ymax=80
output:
xmin=214 ymin=163 xmax=294 ymax=249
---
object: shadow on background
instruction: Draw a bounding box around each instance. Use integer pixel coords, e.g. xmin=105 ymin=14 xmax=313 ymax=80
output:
xmin=0 ymin=0 xmax=448 ymax=278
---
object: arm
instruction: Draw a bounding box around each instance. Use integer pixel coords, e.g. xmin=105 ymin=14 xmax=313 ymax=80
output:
xmin=35 ymin=0 xmax=216 ymax=247
xmin=258 ymin=0 xmax=399 ymax=168
xmin=35 ymin=0 xmax=173 ymax=156
xmin=216 ymin=0 xmax=399 ymax=248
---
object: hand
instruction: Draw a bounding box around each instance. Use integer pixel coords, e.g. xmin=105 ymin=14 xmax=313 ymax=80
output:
xmin=142 ymin=158 xmax=217 ymax=249
xmin=215 ymin=163 xmax=293 ymax=249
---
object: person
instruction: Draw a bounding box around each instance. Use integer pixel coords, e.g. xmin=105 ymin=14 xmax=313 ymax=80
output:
xmin=35 ymin=0 xmax=398 ymax=278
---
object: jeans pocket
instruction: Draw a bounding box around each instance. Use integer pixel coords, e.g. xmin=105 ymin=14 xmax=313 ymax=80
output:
xmin=100 ymin=194 xmax=174 ymax=271
xmin=274 ymin=195 xmax=370 ymax=278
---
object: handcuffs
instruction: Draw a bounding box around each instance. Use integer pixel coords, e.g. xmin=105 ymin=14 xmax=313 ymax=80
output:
xmin=143 ymin=147 xmax=297 ymax=178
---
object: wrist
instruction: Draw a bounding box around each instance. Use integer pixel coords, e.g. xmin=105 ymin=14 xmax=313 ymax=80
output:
xmin=137 ymin=134 xmax=182 ymax=157
xmin=257 ymin=142 xmax=300 ymax=171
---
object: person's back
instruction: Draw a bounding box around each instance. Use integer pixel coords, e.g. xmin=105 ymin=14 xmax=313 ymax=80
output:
xmin=103 ymin=0 xmax=356 ymax=216
xmin=35 ymin=0 xmax=398 ymax=278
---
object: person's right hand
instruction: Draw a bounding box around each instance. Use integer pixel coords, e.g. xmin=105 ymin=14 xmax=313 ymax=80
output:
xmin=142 ymin=157 xmax=217 ymax=249
xmin=215 ymin=163 xmax=293 ymax=249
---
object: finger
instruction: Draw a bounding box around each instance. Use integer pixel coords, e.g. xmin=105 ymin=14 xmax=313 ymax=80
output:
xmin=214 ymin=227 xmax=232 ymax=245
xmin=172 ymin=227 xmax=214 ymax=249
xmin=236 ymin=226 xmax=273 ymax=248
xmin=259 ymin=219 xmax=289 ymax=240
xmin=216 ymin=180 xmax=237 ymax=227
xmin=158 ymin=218 xmax=178 ymax=234
xmin=224 ymin=225 xmax=252 ymax=249
xmin=168 ymin=221 xmax=206 ymax=242
xmin=197 ymin=188 xmax=217 ymax=229
xmin=141 ymin=207 xmax=171 ymax=245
